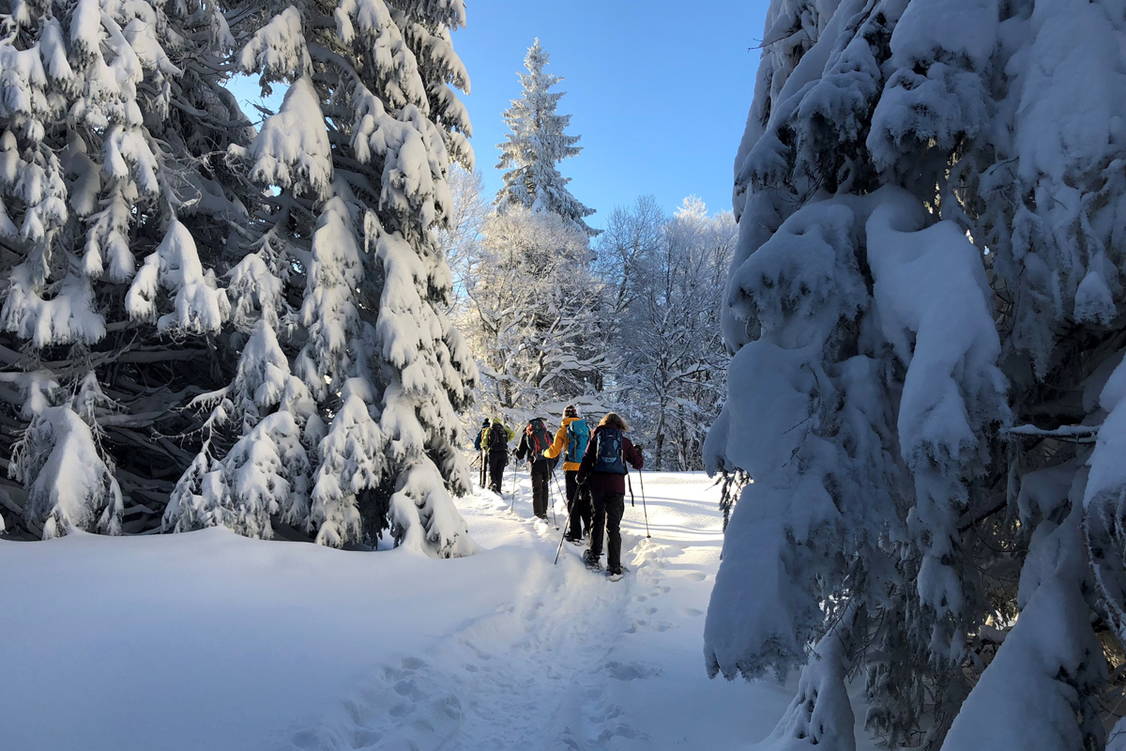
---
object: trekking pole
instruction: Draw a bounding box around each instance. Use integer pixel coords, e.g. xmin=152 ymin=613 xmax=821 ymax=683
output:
xmin=547 ymin=470 xmax=558 ymax=529
xmin=637 ymin=469 xmax=651 ymax=539
xmin=552 ymin=468 xmax=575 ymax=565
xmin=553 ymin=524 xmax=569 ymax=565
xmin=551 ymin=467 xmax=568 ymax=528
xmin=508 ymin=456 xmax=518 ymax=512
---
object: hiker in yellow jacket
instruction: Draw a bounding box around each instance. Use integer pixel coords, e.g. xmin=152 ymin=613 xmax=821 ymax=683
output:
xmin=542 ymin=405 xmax=593 ymax=542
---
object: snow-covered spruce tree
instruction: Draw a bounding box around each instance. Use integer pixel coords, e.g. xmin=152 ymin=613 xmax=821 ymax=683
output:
xmin=195 ymin=0 xmax=478 ymax=554
xmin=461 ymin=39 xmax=605 ymax=423
xmin=0 ymin=0 xmax=253 ymax=536
xmin=495 ymin=38 xmax=596 ymax=236
xmin=707 ymin=0 xmax=1124 ymax=748
xmin=9 ymin=372 xmax=123 ymax=537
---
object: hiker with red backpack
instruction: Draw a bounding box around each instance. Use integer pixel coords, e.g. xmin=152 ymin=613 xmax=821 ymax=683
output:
xmin=542 ymin=405 xmax=593 ymax=543
xmin=515 ymin=417 xmax=555 ymax=519
xmin=576 ymin=412 xmax=643 ymax=577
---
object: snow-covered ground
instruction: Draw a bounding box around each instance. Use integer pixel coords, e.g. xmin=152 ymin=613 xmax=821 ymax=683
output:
xmin=1 ymin=471 xmax=795 ymax=750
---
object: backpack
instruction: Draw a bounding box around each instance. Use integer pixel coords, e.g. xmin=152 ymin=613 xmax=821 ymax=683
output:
xmin=488 ymin=423 xmax=508 ymax=452
xmin=565 ymin=419 xmax=590 ymax=463
xmin=592 ymin=427 xmax=627 ymax=474
xmin=528 ymin=419 xmax=551 ymax=456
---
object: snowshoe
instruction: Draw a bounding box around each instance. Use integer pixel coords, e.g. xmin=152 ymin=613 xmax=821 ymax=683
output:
xmin=606 ymin=567 xmax=625 ymax=582
xmin=564 ymin=533 xmax=583 ymax=545
xmin=582 ymin=550 xmax=602 ymax=571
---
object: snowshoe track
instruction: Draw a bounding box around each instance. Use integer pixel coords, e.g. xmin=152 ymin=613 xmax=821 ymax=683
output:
xmin=280 ymin=472 xmax=720 ymax=750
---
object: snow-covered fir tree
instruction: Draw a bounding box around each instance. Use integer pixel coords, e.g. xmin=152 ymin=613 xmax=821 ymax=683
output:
xmin=495 ymin=38 xmax=596 ymax=236
xmin=0 ymin=0 xmax=252 ymax=537
xmin=706 ymin=0 xmax=1125 ymax=748
xmin=171 ymin=0 xmax=479 ymax=554
xmin=460 ymin=39 xmax=606 ymax=424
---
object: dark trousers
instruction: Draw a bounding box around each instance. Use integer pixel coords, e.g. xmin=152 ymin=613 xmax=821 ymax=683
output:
xmin=530 ymin=462 xmax=550 ymax=518
xmin=565 ymin=470 xmax=592 ymax=538
xmin=479 ymin=450 xmax=487 ymax=487
xmin=488 ymin=452 xmax=507 ymax=493
xmin=589 ymin=488 xmax=625 ymax=571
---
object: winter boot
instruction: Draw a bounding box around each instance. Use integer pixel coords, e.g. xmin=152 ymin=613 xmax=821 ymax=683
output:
xmin=582 ymin=550 xmax=602 ymax=570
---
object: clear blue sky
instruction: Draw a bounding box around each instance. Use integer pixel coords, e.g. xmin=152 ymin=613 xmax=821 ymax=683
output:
xmin=456 ymin=1 xmax=771 ymax=228
xmin=231 ymin=2 xmax=771 ymax=229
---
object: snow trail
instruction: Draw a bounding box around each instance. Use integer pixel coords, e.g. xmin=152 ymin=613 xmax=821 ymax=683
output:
xmin=0 ymin=471 xmax=786 ymax=750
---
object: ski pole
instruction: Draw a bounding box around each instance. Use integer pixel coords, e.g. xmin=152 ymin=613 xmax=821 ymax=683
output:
xmin=509 ymin=456 xmax=518 ymax=511
xmin=552 ymin=468 xmax=575 ymax=565
xmin=546 ymin=468 xmax=558 ymax=528
xmin=637 ymin=469 xmax=651 ymax=539
xmin=553 ymin=524 xmax=569 ymax=565
xmin=551 ymin=468 xmax=567 ymax=517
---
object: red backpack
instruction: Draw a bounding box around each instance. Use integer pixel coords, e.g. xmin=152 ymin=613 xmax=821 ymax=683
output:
xmin=528 ymin=418 xmax=552 ymax=455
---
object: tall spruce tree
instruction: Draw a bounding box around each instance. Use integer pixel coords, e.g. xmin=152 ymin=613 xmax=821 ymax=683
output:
xmin=460 ymin=39 xmax=606 ymax=423
xmin=166 ymin=0 xmax=479 ymax=555
xmin=495 ymin=38 xmax=595 ymax=236
xmin=706 ymin=0 xmax=1124 ymax=749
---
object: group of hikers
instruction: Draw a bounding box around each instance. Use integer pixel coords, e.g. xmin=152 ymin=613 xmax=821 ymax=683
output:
xmin=473 ymin=405 xmax=643 ymax=577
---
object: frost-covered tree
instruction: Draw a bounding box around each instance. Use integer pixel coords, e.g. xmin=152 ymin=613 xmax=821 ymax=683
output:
xmin=183 ymin=0 xmax=478 ymax=555
xmin=495 ymin=39 xmax=596 ymax=236
xmin=599 ymin=196 xmax=735 ymax=470
xmin=462 ymin=204 xmax=606 ymax=420
xmin=707 ymin=0 xmax=1125 ymax=748
xmin=437 ymin=165 xmax=488 ymax=299
xmin=0 ymin=0 xmax=253 ymax=536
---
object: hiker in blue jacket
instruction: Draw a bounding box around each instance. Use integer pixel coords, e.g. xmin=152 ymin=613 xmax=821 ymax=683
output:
xmin=577 ymin=412 xmax=643 ymax=576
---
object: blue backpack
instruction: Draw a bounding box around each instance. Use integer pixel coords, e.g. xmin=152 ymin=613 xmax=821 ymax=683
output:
xmin=592 ymin=427 xmax=627 ymax=474
xmin=565 ymin=420 xmax=590 ymax=463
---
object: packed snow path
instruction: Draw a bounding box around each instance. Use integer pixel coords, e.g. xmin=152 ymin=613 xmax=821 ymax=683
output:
xmin=0 ymin=471 xmax=790 ymax=750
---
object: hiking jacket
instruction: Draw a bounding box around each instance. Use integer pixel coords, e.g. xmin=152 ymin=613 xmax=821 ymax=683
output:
xmin=543 ymin=416 xmax=586 ymax=472
xmin=473 ymin=429 xmax=486 ymax=451
xmin=577 ymin=426 xmax=643 ymax=496
xmin=483 ymin=422 xmax=514 ymax=455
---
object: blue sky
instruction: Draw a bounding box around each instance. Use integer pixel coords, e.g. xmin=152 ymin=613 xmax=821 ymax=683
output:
xmin=456 ymin=1 xmax=771 ymax=227
xmin=231 ymin=1 xmax=771 ymax=229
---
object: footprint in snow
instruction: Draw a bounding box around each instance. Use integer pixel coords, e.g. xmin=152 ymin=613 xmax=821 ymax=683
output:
xmin=290 ymin=655 xmax=463 ymax=750
xmin=606 ymin=660 xmax=662 ymax=681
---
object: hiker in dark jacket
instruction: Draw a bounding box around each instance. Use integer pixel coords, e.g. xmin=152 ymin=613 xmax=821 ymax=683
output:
xmin=543 ymin=405 xmax=593 ymax=542
xmin=577 ymin=412 xmax=643 ymax=576
xmin=515 ymin=417 xmax=554 ymax=519
xmin=483 ymin=418 xmax=514 ymax=494
xmin=472 ymin=418 xmax=490 ymax=486
xmin=472 ymin=419 xmax=490 ymax=451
